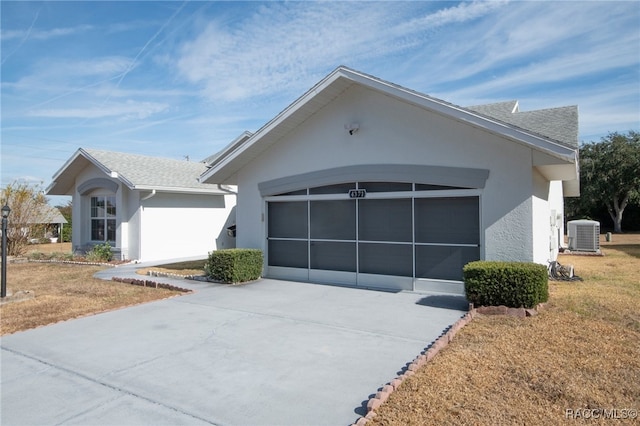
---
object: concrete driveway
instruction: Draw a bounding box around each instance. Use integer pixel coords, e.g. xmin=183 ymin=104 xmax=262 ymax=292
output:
xmin=1 ymin=276 xmax=467 ymax=425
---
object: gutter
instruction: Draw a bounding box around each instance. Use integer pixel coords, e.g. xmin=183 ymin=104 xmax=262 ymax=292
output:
xmin=141 ymin=189 xmax=156 ymax=201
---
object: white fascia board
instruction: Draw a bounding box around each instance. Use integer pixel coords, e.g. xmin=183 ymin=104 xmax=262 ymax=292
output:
xmin=203 ymin=131 xmax=253 ymax=167
xmin=78 ymin=148 xmax=115 ymax=177
xmin=201 ymin=66 xmax=577 ymax=183
xmin=46 ymin=148 xmax=85 ymax=194
xmin=48 ymin=148 xmax=84 ymax=184
xmin=132 ymin=185 xmax=235 ymax=195
xmin=342 ymin=69 xmax=578 ymax=163
xmin=200 ymin=69 xmax=349 ymax=183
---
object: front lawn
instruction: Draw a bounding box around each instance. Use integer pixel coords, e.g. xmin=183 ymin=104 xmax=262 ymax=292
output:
xmin=369 ymin=234 xmax=640 ymax=425
xmin=0 ymin=262 xmax=181 ymax=336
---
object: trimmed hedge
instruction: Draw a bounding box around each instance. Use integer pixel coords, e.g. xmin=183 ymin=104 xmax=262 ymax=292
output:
xmin=463 ymin=261 xmax=548 ymax=309
xmin=205 ymin=249 xmax=263 ymax=284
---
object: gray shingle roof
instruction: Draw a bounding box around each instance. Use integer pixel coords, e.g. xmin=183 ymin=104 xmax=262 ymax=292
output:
xmin=29 ymin=205 xmax=68 ymax=224
xmin=466 ymin=101 xmax=578 ymax=148
xmin=82 ymin=149 xmax=222 ymax=192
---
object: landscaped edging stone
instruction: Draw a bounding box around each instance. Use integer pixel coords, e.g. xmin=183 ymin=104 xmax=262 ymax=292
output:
xmin=111 ymin=277 xmax=193 ymax=293
xmin=349 ymin=302 xmax=547 ymax=425
xmin=146 ymin=270 xmax=204 ymax=280
xmin=25 ymin=258 xmax=124 ymax=267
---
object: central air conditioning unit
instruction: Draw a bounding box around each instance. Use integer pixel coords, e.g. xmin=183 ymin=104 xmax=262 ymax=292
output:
xmin=567 ymin=220 xmax=600 ymax=252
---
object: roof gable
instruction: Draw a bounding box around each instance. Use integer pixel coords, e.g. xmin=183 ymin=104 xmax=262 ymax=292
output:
xmin=47 ymin=148 xmax=231 ymax=196
xmin=200 ymin=66 xmax=578 ymax=185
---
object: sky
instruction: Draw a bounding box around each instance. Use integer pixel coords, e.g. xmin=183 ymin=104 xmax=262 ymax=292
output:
xmin=1 ymin=1 xmax=639 ymax=205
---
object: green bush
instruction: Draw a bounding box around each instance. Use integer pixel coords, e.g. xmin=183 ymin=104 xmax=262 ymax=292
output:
xmin=28 ymin=251 xmax=49 ymax=260
xmin=205 ymin=249 xmax=263 ymax=284
xmin=463 ymin=261 xmax=548 ymax=309
xmin=86 ymin=242 xmax=113 ymax=262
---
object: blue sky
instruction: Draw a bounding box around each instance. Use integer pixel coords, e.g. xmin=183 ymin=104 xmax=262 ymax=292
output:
xmin=2 ymin=1 xmax=639 ymax=205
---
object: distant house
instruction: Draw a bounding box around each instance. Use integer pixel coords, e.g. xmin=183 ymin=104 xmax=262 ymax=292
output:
xmin=199 ymin=66 xmax=579 ymax=294
xmin=46 ymin=149 xmax=236 ymax=261
xmin=29 ymin=205 xmax=68 ymax=243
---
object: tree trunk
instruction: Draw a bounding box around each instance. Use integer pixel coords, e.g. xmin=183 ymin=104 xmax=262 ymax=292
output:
xmin=607 ymin=194 xmax=629 ymax=233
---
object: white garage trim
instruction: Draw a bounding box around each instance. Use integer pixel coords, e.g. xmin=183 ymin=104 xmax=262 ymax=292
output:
xmin=258 ymin=164 xmax=490 ymax=197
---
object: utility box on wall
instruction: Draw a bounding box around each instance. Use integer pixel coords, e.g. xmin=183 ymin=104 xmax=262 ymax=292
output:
xmin=567 ymin=220 xmax=600 ymax=252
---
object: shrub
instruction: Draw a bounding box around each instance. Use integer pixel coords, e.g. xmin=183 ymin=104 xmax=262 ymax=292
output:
xmin=28 ymin=251 xmax=49 ymax=260
xmin=86 ymin=242 xmax=113 ymax=262
xmin=205 ymin=249 xmax=263 ymax=284
xmin=463 ymin=261 xmax=548 ymax=309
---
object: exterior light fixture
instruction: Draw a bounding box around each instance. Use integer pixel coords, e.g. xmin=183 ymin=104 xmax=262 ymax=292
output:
xmin=344 ymin=123 xmax=360 ymax=135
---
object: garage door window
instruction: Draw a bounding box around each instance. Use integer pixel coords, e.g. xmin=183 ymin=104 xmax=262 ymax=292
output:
xmin=268 ymin=202 xmax=308 ymax=268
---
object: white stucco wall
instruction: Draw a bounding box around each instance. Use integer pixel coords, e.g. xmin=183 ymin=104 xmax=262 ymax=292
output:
xmin=72 ymin=163 xmax=236 ymax=261
xmin=532 ymin=169 xmax=551 ymax=264
xmin=139 ymin=192 xmax=236 ymax=261
xmin=233 ymin=84 xmax=550 ymax=264
xmin=123 ymin=189 xmax=141 ymax=260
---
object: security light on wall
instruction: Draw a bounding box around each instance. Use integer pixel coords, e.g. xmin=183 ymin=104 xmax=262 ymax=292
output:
xmin=344 ymin=123 xmax=359 ymax=135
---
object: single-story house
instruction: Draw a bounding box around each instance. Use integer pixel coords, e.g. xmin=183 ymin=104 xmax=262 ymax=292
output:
xmin=46 ymin=148 xmax=236 ymax=261
xmin=29 ymin=205 xmax=68 ymax=243
xmin=199 ymin=66 xmax=579 ymax=294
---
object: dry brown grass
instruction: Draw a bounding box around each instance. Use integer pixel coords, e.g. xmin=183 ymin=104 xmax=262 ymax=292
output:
xmin=0 ymin=261 xmax=180 ymax=336
xmin=25 ymin=241 xmax=72 ymax=255
xmin=370 ymin=234 xmax=640 ymax=425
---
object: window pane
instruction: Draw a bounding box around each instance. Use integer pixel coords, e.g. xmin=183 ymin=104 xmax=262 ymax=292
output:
xmin=106 ymin=220 xmax=116 ymax=242
xmin=91 ymin=197 xmax=103 ymax=218
xmin=275 ymin=189 xmax=307 ymax=196
xmin=359 ymin=182 xmax=412 ymax=192
xmin=309 ymin=183 xmax=356 ymax=195
xmin=416 ymin=245 xmax=480 ymax=281
xmin=415 ymin=197 xmax=479 ymax=244
xmin=268 ymin=202 xmax=308 ymax=239
xmin=310 ymin=200 xmax=355 ymax=240
xmin=310 ymin=241 xmax=356 ymax=272
xmin=359 ymin=198 xmax=412 ymax=242
xmin=359 ymin=243 xmax=413 ymax=277
xmin=415 ymin=184 xmax=468 ymax=191
xmin=91 ymin=219 xmax=105 ymax=241
xmin=106 ymin=196 xmax=116 ymax=217
xmin=268 ymin=240 xmax=308 ymax=268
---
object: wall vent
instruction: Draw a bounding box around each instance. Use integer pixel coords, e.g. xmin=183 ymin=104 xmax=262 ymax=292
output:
xmin=567 ymin=220 xmax=600 ymax=252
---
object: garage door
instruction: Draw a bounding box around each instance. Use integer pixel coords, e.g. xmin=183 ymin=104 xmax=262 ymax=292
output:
xmin=266 ymin=182 xmax=480 ymax=293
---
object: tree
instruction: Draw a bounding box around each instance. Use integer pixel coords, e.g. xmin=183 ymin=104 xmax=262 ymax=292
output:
xmin=579 ymin=131 xmax=640 ymax=233
xmin=0 ymin=181 xmax=56 ymax=256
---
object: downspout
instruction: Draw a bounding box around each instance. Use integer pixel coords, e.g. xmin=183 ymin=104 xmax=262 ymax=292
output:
xmin=141 ymin=189 xmax=157 ymax=201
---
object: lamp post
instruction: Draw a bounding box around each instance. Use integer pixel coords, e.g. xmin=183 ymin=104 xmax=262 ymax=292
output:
xmin=1 ymin=204 xmax=10 ymax=298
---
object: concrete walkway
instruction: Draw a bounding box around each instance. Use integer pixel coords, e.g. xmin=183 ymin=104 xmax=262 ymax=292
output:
xmin=1 ymin=260 xmax=467 ymax=425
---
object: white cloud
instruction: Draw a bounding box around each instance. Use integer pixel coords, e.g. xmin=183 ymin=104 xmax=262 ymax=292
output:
xmin=1 ymin=24 xmax=94 ymax=41
xmin=28 ymin=100 xmax=169 ymax=120
xmin=175 ymin=1 xmax=505 ymax=102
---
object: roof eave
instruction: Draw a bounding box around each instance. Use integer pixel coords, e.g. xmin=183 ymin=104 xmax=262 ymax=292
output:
xmin=200 ymin=66 xmax=578 ymax=184
xmin=46 ymin=148 xmax=89 ymax=195
xmin=134 ymin=185 xmax=235 ymax=195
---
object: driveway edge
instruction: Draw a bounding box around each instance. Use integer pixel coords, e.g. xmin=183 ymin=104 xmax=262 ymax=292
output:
xmin=350 ymin=309 xmax=476 ymax=425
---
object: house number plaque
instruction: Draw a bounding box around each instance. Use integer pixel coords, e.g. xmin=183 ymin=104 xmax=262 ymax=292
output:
xmin=348 ymin=189 xmax=367 ymax=198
